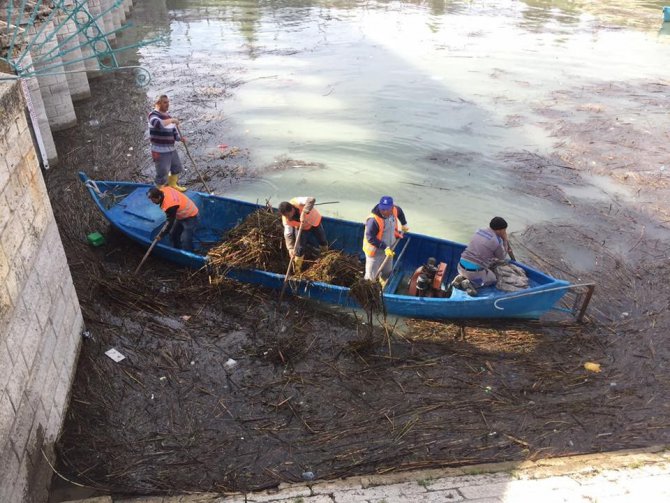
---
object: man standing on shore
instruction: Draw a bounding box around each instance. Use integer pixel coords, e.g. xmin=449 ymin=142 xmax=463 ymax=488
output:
xmin=148 ymin=94 xmax=187 ymax=191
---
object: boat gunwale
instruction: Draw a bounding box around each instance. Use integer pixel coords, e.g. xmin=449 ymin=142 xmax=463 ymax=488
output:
xmin=80 ymin=173 xmax=572 ymax=318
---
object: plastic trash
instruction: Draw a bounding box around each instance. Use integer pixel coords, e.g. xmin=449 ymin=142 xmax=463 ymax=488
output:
xmin=105 ymin=348 xmax=125 ymax=362
xmin=584 ymin=362 xmax=601 ymax=373
xmin=664 ymin=6 xmax=670 ymax=22
xmin=87 ymin=231 xmax=105 ymax=247
xmin=302 ymin=471 xmax=315 ymax=481
xmin=224 ymin=358 xmax=238 ymax=369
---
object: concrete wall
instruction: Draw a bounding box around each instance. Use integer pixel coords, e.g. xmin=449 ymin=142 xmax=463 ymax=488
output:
xmin=0 ymin=79 xmax=84 ymax=502
xmin=26 ymin=21 xmax=78 ymax=132
xmin=56 ymin=2 xmax=91 ymax=101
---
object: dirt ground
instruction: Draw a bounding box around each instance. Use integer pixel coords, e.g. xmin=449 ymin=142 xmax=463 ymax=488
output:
xmin=46 ymin=71 xmax=670 ymax=497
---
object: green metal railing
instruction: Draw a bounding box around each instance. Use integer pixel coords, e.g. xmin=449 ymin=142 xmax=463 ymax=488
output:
xmin=1 ymin=0 xmax=160 ymax=85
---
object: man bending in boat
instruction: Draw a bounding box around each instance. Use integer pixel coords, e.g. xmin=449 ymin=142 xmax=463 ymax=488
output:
xmin=148 ymin=187 xmax=199 ymax=251
xmin=279 ymin=197 xmax=328 ymax=272
xmin=456 ymin=217 xmax=513 ymax=291
xmin=363 ymin=196 xmax=409 ymax=285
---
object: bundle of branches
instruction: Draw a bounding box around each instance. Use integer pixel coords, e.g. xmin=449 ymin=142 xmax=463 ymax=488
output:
xmin=349 ymin=278 xmax=384 ymax=312
xmin=207 ymin=208 xmax=286 ymax=274
xmin=299 ymin=250 xmax=363 ymax=286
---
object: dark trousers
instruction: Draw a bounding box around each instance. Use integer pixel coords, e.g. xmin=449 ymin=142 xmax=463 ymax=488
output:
xmin=171 ymin=216 xmax=198 ymax=251
xmin=295 ymin=224 xmax=327 ymax=257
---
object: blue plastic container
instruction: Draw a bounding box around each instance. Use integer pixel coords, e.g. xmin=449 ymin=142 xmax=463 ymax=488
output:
xmin=664 ymin=6 xmax=670 ymax=22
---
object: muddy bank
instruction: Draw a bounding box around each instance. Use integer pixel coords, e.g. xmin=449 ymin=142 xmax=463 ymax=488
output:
xmin=46 ymin=71 xmax=670 ymax=496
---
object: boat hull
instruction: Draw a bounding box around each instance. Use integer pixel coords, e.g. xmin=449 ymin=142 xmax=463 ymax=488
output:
xmin=80 ymin=173 xmax=570 ymax=320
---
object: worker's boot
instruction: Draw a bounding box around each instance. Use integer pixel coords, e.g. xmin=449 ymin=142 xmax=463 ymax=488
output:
xmin=451 ymin=275 xmax=465 ymax=288
xmin=167 ymin=174 xmax=187 ymax=192
xmin=293 ymin=256 xmax=304 ymax=273
xmin=461 ymin=279 xmax=477 ymax=297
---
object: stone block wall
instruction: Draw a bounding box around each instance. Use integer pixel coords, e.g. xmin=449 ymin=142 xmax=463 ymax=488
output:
xmin=0 ymin=79 xmax=84 ymax=502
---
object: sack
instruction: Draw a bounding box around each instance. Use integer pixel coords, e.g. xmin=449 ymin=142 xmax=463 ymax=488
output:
xmin=491 ymin=260 xmax=529 ymax=292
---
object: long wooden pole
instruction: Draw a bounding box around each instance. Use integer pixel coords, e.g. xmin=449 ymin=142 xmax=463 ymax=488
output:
xmin=175 ymin=124 xmax=213 ymax=194
xmin=374 ymin=237 xmax=404 ymax=281
xmin=135 ymin=221 xmax=170 ymax=274
xmin=380 ymin=237 xmax=411 ymax=292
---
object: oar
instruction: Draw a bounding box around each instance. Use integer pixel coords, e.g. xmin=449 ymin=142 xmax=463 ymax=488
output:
xmin=279 ymin=217 xmax=306 ymax=302
xmin=175 ymin=124 xmax=213 ymax=194
xmin=135 ymin=221 xmax=170 ymax=274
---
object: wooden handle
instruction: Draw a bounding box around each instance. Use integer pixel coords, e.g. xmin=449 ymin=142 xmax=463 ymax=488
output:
xmin=279 ymin=218 xmax=306 ymax=302
xmin=134 ymin=222 xmax=169 ymax=274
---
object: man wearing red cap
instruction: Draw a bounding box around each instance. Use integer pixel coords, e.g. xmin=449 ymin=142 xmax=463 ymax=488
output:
xmin=456 ymin=216 xmax=513 ymax=290
xmin=362 ymin=196 xmax=409 ymax=284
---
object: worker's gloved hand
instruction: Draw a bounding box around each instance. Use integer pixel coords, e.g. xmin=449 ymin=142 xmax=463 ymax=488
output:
xmin=401 ymin=225 xmax=410 ymax=233
xmin=320 ymin=245 xmax=328 ymax=254
xmin=384 ymin=247 xmax=395 ymax=258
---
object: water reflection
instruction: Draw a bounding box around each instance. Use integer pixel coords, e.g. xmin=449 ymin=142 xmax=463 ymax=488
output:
xmin=133 ymin=0 xmax=669 ymax=239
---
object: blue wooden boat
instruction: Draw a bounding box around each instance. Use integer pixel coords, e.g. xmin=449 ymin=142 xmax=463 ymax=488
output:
xmin=79 ymin=172 xmax=593 ymax=320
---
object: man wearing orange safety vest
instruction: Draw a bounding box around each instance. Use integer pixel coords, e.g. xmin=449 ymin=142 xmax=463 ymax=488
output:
xmin=147 ymin=186 xmax=199 ymax=251
xmin=363 ymin=196 xmax=409 ymax=284
xmin=278 ymin=197 xmax=328 ymax=272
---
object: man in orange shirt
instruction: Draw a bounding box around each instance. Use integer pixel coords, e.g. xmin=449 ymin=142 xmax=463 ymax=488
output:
xmin=278 ymin=197 xmax=328 ymax=272
xmin=148 ymin=186 xmax=199 ymax=251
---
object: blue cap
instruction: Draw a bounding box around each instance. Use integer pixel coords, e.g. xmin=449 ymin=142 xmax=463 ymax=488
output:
xmin=378 ymin=196 xmax=394 ymax=210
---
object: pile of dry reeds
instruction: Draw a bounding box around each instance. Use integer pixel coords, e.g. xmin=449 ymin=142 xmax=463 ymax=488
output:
xmin=349 ymin=279 xmax=384 ymax=312
xmin=207 ymin=210 xmax=366 ymax=287
xmin=299 ymin=250 xmax=363 ymax=286
xmin=207 ymin=208 xmax=287 ymax=273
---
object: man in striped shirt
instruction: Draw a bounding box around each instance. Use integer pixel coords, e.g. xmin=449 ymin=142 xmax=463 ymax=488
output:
xmin=148 ymin=94 xmax=187 ymax=191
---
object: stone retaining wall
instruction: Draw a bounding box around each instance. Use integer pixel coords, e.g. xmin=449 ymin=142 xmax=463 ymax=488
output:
xmin=0 ymin=79 xmax=84 ymax=503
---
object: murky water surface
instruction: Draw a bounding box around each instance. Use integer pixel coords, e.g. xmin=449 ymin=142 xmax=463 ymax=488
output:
xmin=129 ymin=0 xmax=669 ymax=240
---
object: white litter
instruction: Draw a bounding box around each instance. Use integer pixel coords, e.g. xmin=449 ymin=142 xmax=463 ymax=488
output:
xmin=105 ymin=348 xmax=126 ymax=362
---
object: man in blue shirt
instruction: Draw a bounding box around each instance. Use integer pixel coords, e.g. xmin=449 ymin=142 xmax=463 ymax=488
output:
xmin=457 ymin=216 xmax=513 ymax=289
